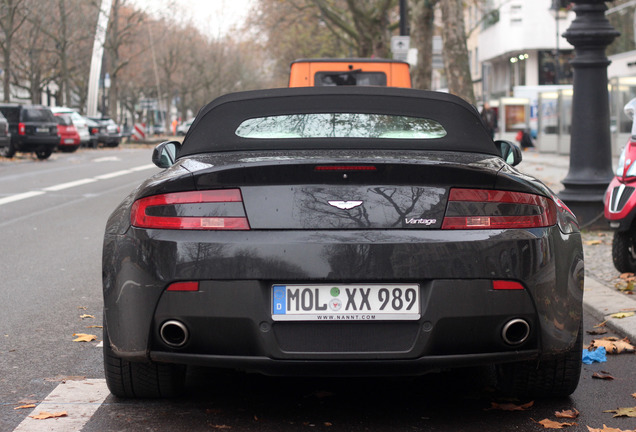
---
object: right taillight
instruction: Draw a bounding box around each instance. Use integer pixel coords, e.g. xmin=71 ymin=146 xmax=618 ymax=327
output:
xmin=442 ymin=188 xmax=557 ymax=229
xmin=18 ymin=122 xmax=25 ymax=135
xmin=131 ymin=189 xmax=250 ymax=230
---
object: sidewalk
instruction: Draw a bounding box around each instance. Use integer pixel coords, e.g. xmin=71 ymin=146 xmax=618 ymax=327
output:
xmin=517 ymin=151 xmax=636 ymax=341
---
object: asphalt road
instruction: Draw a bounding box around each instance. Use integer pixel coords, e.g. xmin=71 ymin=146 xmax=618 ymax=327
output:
xmin=1 ymin=146 xmax=636 ymax=432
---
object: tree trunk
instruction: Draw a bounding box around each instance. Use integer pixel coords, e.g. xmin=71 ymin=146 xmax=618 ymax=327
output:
xmin=411 ymin=0 xmax=437 ymax=89
xmin=440 ymin=0 xmax=475 ymax=105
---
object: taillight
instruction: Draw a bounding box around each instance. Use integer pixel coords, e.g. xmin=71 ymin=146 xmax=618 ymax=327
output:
xmin=442 ymin=188 xmax=557 ymax=229
xmin=131 ymin=189 xmax=250 ymax=230
xmin=166 ymin=281 xmax=199 ymax=292
xmin=18 ymin=122 xmax=25 ymax=135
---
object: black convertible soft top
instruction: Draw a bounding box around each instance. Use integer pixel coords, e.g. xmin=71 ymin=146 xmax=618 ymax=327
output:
xmin=180 ymin=86 xmax=498 ymax=157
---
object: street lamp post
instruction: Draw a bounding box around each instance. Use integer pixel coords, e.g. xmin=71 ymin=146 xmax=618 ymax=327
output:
xmin=559 ymin=0 xmax=619 ymax=227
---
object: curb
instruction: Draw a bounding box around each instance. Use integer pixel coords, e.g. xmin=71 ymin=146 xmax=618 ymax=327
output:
xmin=583 ymin=277 xmax=636 ymax=341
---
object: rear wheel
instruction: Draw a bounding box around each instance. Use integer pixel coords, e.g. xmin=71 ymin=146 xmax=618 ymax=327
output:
xmin=35 ymin=149 xmax=52 ymax=160
xmin=496 ymin=324 xmax=582 ymax=398
xmin=612 ymin=231 xmax=636 ymax=273
xmin=103 ymin=325 xmax=186 ymax=398
xmin=0 ymin=143 xmax=15 ymax=158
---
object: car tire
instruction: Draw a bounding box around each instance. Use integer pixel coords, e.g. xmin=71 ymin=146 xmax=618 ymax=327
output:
xmin=0 ymin=143 xmax=16 ymax=158
xmin=35 ymin=149 xmax=52 ymax=160
xmin=612 ymin=231 xmax=636 ymax=273
xmin=496 ymin=323 xmax=582 ymax=398
xmin=103 ymin=324 xmax=186 ymax=398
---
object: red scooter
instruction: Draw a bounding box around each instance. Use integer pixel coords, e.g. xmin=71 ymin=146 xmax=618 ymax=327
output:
xmin=605 ymin=98 xmax=636 ymax=272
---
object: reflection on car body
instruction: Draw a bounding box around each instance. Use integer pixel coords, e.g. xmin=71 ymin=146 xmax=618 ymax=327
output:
xmin=103 ymin=87 xmax=583 ymax=399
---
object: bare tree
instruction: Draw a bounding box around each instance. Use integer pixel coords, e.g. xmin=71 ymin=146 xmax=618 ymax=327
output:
xmin=0 ymin=0 xmax=27 ymax=101
xmin=410 ymin=0 xmax=438 ymax=89
xmin=439 ymin=0 xmax=474 ymax=104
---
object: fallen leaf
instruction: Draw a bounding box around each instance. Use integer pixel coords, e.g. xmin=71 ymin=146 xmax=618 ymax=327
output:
xmin=324 ymin=422 xmax=333 ymax=426
xmin=486 ymin=401 xmax=534 ymax=411
xmin=533 ymin=418 xmax=576 ymax=429
xmin=85 ymin=325 xmax=103 ymax=329
xmin=77 ymin=306 xmax=87 ymax=310
xmin=79 ymin=314 xmax=95 ymax=319
xmin=584 ymin=240 xmax=602 ymax=246
xmin=632 ymin=393 xmax=636 ymax=399
xmin=610 ymin=312 xmax=635 ymax=319
xmin=589 ymin=338 xmax=635 ymax=354
xmin=620 ymin=273 xmax=636 ymax=280
xmin=30 ymin=411 xmax=67 ymax=420
xmin=587 ymin=328 xmax=608 ymax=335
xmin=594 ymin=321 xmax=607 ymax=328
xmin=592 ymin=371 xmax=615 ymax=380
xmin=604 ymin=407 xmax=636 ymax=417
xmin=14 ymin=404 xmax=36 ymax=410
xmin=555 ymin=408 xmax=579 ymax=419
xmin=72 ymin=333 xmax=97 ymax=342
xmin=587 ymin=426 xmax=634 ymax=432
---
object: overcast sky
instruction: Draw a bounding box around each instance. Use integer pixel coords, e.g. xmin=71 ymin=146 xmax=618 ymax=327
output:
xmin=131 ymin=0 xmax=254 ymax=38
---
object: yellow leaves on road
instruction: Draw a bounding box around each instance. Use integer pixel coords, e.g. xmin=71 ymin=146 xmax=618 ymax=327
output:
xmin=589 ymin=337 xmax=635 ymax=354
xmin=72 ymin=333 xmax=97 ymax=342
xmin=603 ymin=407 xmax=636 ymax=418
xmin=587 ymin=426 xmax=636 ymax=432
xmin=79 ymin=314 xmax=95 ymax=319
xmin=29 ymin=411 xmax=67 ymax=420
xmin=533 ymin=418 xmax=577 ymax=429
xmin=486 ymin=401 xmax=534 ymax=411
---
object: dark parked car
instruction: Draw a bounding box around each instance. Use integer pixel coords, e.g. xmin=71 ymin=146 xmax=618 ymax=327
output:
xmin=0 ymin=111 xmax=11 ymax=152
xmin=0 ymin=104 xmax=59 ymax=159
xmin=87 ymin=116 xmax=121 ymax=147
xmin=102 ymin=87 xmax=584 ymax=399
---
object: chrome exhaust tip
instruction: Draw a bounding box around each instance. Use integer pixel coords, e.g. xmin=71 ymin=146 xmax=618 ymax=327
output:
xmin=502 ymin=318 xmax=530 ymax=345
xmin=160 ymin=320 xmax=189 ymax=348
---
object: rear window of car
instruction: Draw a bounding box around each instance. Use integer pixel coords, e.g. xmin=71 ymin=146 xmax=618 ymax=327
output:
xmin=315 ymin=72 xmax=387 ymax=86
xmin=235 ymin=113 xmax=447 ymax=139
xmin=55 ymin=114 xmax=72 ymax=126
xmin=23 ymin=108 xmax=55 ymax=122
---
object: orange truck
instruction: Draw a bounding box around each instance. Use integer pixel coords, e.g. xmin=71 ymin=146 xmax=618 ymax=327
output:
xmin=289 ymin=58 xmax=412 ymax=88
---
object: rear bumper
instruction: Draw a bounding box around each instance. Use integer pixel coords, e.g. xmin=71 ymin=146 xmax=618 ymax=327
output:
xmin=103 ymin=227 xmax=583 ymax=369
xmin=14 ymin=136 xmax=58 ymax=151
xmin=149 ymin=349 xmax=540 ymax=376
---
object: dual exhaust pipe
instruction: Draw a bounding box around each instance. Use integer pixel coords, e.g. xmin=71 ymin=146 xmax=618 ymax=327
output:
xmin=160 ymin=320 xmax=189 ymax=348
xmin=159 ymin=318 xmax=530 ymax=348
xmin=501 ymin=318 xmax=531 ymax=345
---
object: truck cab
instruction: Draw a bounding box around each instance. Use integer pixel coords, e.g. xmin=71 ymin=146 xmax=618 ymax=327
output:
xmin=289 ymin=58 xmax=412 ymax=88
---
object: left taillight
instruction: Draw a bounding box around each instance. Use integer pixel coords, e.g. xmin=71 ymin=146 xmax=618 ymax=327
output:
xmin=442 ymin=188 xmax=557 ymax=229
xmin=131 ymin=189 xmax=250 ymax=230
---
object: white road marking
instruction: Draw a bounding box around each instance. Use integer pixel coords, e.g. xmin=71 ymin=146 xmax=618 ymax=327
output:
xmin=0 ymin=191 xmax=45 ymax=205
xmin=0 ymin=164 xmax=157 ymax=207
xmin=94 ymin=170 xmax=133 ymax=180
xmin=93 ymin=156 xmax=121 ymax=162
xmin=42 ymin=178 xmax=98 ymax=192
xmin=130 ymin=164 xmax=156 ymax=172
xmin=13 ymin=379 xmax=110 ymax=432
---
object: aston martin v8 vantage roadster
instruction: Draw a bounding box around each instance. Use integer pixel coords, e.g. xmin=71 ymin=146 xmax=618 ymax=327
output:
xmin=102 ymin=86 xmax=583 ymax=399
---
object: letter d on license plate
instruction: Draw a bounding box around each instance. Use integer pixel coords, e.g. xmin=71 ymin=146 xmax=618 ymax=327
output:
xmin=271 ymin=284 xmax=420 ymax=321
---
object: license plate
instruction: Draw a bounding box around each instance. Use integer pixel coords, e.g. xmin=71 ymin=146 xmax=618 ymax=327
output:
xmin=36 ymin=127 xmax=49 ymax=133
xmin=272 ymin=284 xmax=420 ymax=321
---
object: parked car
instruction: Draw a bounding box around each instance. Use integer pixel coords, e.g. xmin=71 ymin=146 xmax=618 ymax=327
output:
xmin=176 ymin=118 xmax=194 ymax=136
xmin=103 ymin=87 xmax=583 ymax=399
xmin=84 ymin=117 xmax=101 ymax=148
xmin=54 ymin=113 xmax=80 ymax=152
xmin=87 ymin=116 xmax=121 ymax=147
xmin=50 ymin=106 xmax=90 ymax=147
xmin=0 ymin=111 xmax=11 ymax=152
xmin=0 ymin=104 xmax=59 ymax=159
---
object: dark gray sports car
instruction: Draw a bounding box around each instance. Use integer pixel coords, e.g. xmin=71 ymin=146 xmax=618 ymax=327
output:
xmin=102 ymin=87 xmax=583 ymax=399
